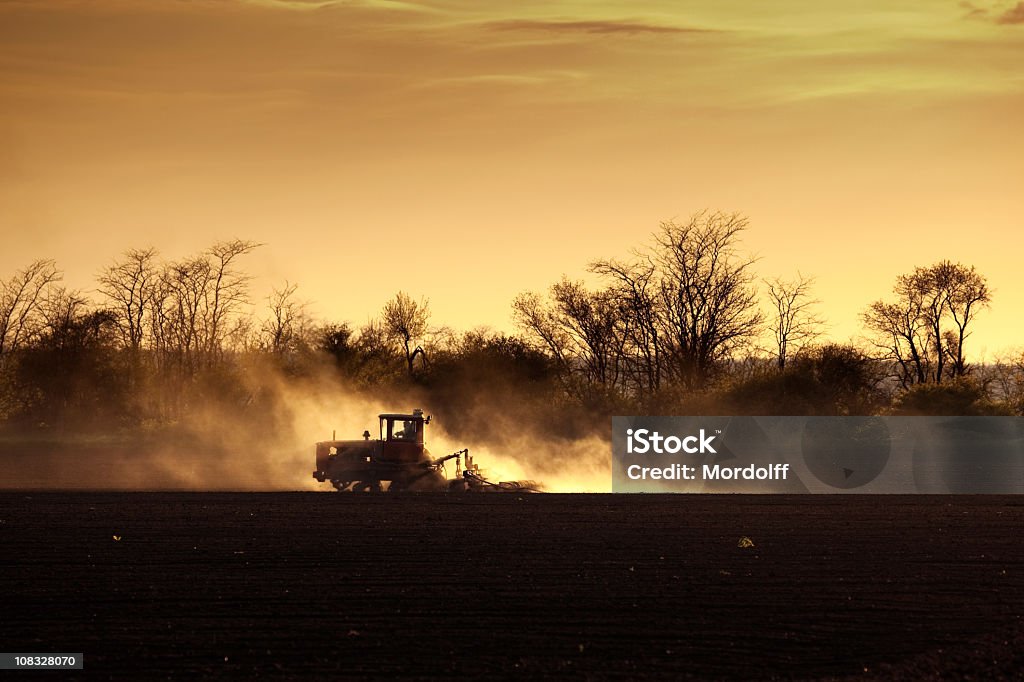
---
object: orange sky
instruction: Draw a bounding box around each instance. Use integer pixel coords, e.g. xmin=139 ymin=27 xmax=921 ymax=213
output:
xmin=2 ymin=0 xmax=1022 ymax=355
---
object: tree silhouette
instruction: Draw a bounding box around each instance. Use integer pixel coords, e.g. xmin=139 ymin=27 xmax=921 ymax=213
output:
xmin=653 ymin=211 xmax=762 ymax=388
xmin=260 ymin=281 xmax=312 ymax=358
xmin=765 ymin=273 xmax=823 ymax=371
xmin=514 ymin=279 xmax=623 ymax=401
xmin=864 ymin=261 xmax=990 ymax=387
xmin=382 ymin=291 xmax=430 ymax=376
xmin=589 ymin=257 xmax=662 ymax=399
xmin=0 ymin=259 xmax=61 ymax=358
xmin=98 ymin=248 xmax=158 ymax=354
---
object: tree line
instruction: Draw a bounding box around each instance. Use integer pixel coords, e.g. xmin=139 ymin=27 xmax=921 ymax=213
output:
xmin=1 ymin=212 xmax=1021 ymax=437
xmin=512 ymin=211 xmax=1013 ymax=416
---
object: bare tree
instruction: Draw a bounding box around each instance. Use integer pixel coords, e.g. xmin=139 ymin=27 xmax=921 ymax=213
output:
xmin=146 ymin=269 xmax=174 ymax=377
xmin=38 ymin=286 xmax=91 ymax=348
xmin=765 ymin=273 xmax=823 ymax=371
xmin=145 ymin=240 xmax=260 ymax=375
xmin=160 ymin=256 xmax=212 ymax=375
xmin=97 ymin=248 xmax=158 ymax=353
xmin=261 ymin=281 xmax=312 ymax=356
xmin=347 ymin=319 xmax=403 ymax=386
xmin=514 ymin=280 xmax=625 ymax=398
xmin=203 ymin=239 xmax=261 ymax=361
xmin=936 ymin=261 xmax=990 ymax=377
xmin=0 ymin=259 xmax=61 ymax=357
xmin=589 ymin=257 xmax=663 ymax=398
xmin=864 ymin=261 xmax=990 ymax=387
xmin=382 ymin=291 xmax=430 ymax=376
xmin=864 ymin=292 xmax=931 ymax=388
xmin=913 ymin=266 xmax=950 ymax=382
xmin=987 ymin=351 xmax=1024 ymax=413
xmin=654 ymin=211 xmax=762 ymax=388
xmin=517 ymin=211 xmax=763 ymax=397
xmin=512 ymin=291 xmax=570 ymax=371
xmin=550 ymin=279 xmax=623 ymax=391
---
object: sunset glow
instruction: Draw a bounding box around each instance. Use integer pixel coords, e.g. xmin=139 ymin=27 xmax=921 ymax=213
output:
xmin=2 ymin=0 xmax=1022 ymax=350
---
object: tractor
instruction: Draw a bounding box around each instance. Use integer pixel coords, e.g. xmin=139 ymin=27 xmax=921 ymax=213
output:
xmin=312 ymin=408 xmax=540 ymax=492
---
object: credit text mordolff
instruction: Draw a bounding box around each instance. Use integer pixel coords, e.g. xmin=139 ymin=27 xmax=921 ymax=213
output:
xmin=625 ymin=463 xmax=790 ymax=480
xmin=702 ymin=464 xmax=790 ymax=480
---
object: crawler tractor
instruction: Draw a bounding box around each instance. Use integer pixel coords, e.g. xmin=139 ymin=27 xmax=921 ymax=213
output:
xmin=313 ymin=409 xmax=539 ymax=492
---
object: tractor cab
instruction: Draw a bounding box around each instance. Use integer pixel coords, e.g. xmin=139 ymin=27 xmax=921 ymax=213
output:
xmin=378 ymin=408 xmax=430 ymax=463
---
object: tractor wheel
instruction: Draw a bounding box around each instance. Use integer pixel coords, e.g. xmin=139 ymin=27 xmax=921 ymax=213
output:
xmin=352 ymin=480 xmax=382 ymax=493
xmin=331 ymin=480 xmax=354 ymax=492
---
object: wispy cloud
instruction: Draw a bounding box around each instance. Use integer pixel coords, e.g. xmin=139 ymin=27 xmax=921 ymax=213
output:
xmin=413 ymin=71 xmax=588 ymax=93
xmin=485 ymin=19 xmax=715 ymax=36
xmin=242 ymin=0 xmax=436 ymax=11
xmin=959 ymin=1 xmax=989 ymax=19
xmin=997 ymin=2 xmax=1024 ymax=24
xmin=961 ymin=1 xmax=1024 ymax=24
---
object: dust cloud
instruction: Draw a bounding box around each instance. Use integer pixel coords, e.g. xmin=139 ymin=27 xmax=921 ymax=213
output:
xmin=0 ymin=363 xmax=612 ymax=492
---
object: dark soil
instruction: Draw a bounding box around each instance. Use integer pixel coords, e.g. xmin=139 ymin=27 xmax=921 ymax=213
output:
xmin=1 ymin=493 xmax=1023 ymax=680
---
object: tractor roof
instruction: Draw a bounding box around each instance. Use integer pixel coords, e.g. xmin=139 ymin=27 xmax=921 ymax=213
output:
xmin=378 ymin=413 xmax=425 ymax=421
